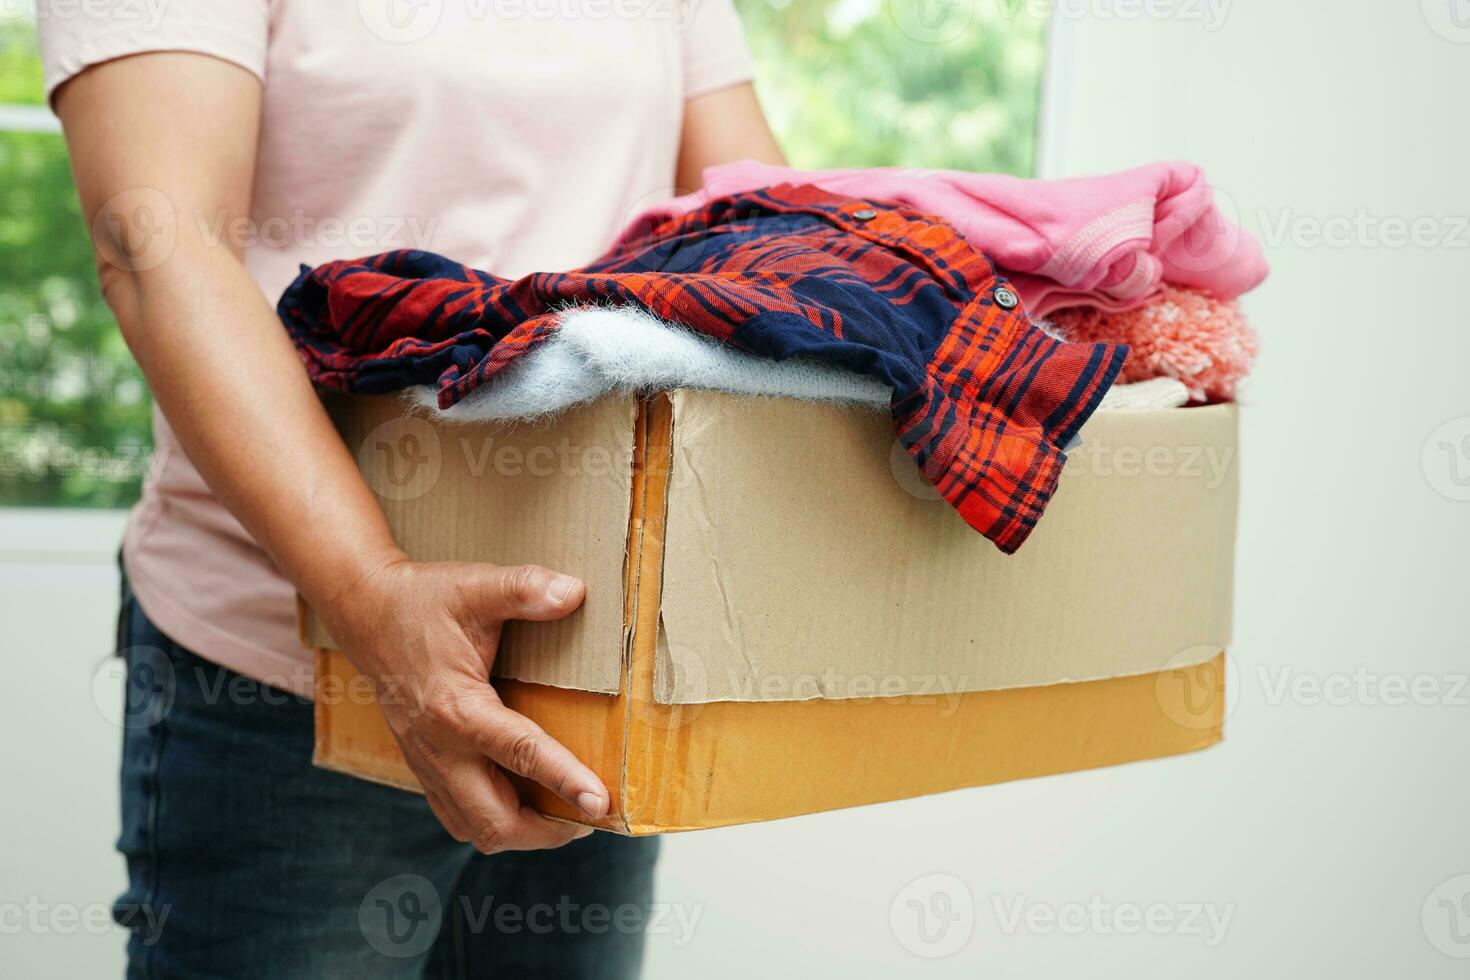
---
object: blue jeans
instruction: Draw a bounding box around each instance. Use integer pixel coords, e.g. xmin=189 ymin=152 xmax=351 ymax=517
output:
xmin=113 ymin=577 xmax=660 ymax=979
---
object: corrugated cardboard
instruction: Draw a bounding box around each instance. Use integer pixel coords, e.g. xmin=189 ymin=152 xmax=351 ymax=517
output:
xmin=313 ymin=646 xmax=1226 ymax=834
xmin=308 ymin=391 xmax=636 ymax=694
xmin=655 ymin=390 xmax=1235 ymax=703
xmin=306 ymin=392 xmax=1237 ymax=703
xmin=304 ymin=390 xmax=1236 ymax=833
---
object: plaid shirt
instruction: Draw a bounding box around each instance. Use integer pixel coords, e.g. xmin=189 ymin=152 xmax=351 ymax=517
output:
xmin=279 ymin=185 xmax=1126 ymax=553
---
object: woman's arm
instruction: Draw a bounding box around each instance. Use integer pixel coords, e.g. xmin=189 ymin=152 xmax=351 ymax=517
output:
xmin=675 ymin=82 xmax=786 ymax=192
xmin=55 ymin=52 xmax=608 ymax=852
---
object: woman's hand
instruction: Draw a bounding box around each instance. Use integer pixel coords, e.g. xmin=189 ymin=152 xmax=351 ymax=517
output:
xmin=323 ymin=556 xmax=609 ymax=853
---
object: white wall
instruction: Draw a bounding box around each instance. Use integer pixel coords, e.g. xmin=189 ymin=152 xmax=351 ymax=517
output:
xmin=0 ymin=512 xmax=129 ymax=976
xmin=4 ymin=3 xmax=1467 ymax=977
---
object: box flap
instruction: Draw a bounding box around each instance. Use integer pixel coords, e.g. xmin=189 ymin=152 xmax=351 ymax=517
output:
xmin=303 ymin=392 xmax=636 ymax=694
xmin=655 ymin=391 xmax=1237 ymax=704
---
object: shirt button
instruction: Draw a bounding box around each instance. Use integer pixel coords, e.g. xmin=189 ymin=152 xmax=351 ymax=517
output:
xmin=994 ymin=286 xmax=1019 ymax=310
xmin=852 ymin=208 xmax=878 ymax=221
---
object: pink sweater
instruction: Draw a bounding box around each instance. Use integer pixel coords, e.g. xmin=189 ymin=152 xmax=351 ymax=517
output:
xmin=617 ymin=160 xmax=1268 ymax=317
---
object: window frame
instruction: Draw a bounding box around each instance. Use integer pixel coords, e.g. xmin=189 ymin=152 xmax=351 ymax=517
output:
xmin=1035 ymin=13 xmax=1078 ymax=179
xmin=0 ymin=102 xmax=59 ymax=134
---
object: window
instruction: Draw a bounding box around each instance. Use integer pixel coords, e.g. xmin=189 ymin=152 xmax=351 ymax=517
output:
xmin=737 ymin=0 xmax=1046 ymax=174
xmin=1 ymin=12 xmax=152 ymax=509
xmin=0 ymin=2 xmax=1047 ymax=511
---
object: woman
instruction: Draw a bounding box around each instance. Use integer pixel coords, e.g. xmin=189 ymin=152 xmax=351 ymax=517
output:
xmin=41 ymin=1 xmax=784 ymax=975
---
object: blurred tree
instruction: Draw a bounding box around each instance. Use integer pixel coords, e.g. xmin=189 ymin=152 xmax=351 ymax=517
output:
xmin=0 ymin=2 xmax=1045 ymax=509
xmin=737 ymin=0 xmax=1045 ymax=174
xmin=1 ymin=20 xmax=153 ymax=508
xmin=0 ymin=16 xmax=44 ymax=104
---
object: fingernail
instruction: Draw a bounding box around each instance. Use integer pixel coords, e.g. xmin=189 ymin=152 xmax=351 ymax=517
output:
xmin=577 ymin=791 xmax=607 ymax=819
xmin=573 ymin=826 xmax=595 ymax=839
xmin=549 ymin=575 xmax=577 ymax=604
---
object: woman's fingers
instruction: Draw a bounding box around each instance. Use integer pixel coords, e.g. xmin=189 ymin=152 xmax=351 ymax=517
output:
xmin=469 ymin=563 xmax=587 ymax=623
xmin=443 ymin=760 xmax=593 ymax=854
xmin=451 ymin=691 xmax=609 ymax=821
xmin=443 ymin=561 xmax=608 ymax=819
xmin=342 ymin=558 xmax=607 ymax=851
xmin=404 ymin=727 xmax=592 ymax=853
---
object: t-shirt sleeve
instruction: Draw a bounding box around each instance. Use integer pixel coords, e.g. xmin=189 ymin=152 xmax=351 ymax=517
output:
xmin=38 ymin=0 xmax=270 ymax=106
xmin=680 ymin=0 xmax=756 ymax=98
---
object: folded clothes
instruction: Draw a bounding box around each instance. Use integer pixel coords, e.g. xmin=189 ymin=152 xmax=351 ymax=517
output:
xmin=407 ymin=304 xmax=1189 ymax=421
xmin=617 ymin=160 xmax=1268 ymax=317
xmin=280 ymin=185 xmax=1127 ymax=553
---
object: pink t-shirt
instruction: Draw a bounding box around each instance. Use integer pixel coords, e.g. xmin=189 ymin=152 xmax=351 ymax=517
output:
xmin=40 ymin=0 xmax=754 ymax=697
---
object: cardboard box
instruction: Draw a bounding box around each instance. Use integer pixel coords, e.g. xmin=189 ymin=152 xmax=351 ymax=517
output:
xmin=304 ymin=390 xmax=1236 ymax=834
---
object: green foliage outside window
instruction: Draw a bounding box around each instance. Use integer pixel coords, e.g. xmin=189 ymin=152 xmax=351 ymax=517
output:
xmin=738 ymin=0 xmax=1046 ymax=176
xmin=2 ymin=20 xmax=154 ymax=508
xmin=0 ymin=3 xmax=1045 ymax=509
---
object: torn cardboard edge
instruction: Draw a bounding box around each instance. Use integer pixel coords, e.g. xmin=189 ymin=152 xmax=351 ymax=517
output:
xmin=302 ymin=390 xmax=637 ymax=695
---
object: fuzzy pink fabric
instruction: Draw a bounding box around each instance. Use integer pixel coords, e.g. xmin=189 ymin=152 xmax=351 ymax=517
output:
xmin=1046 ymin=286 xmax=1258 ymax=403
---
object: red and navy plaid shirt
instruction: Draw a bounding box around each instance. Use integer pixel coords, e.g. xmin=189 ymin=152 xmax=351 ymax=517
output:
xmin=279 ymin=184 xmax=1126 ymax=553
